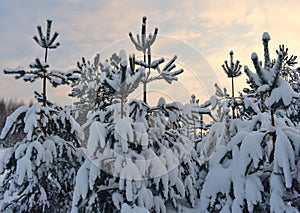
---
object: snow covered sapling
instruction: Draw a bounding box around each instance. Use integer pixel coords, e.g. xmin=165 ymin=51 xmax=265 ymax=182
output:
xmin=0 ymin=19 xmax=83 ymax=212
xmin=70 ymin=55 xmax=102 ymax=125
xmin=33 ymin=19 xmax=60 ymax=106
xmin=222 ymin=50 xmax=242 ymax=119
xmin=99 ymin=50 xmax=145 ymax=118
xmin=200 ymin=32 xmax=300 ymax=212
xmin=129 ymin=16 xmax=184 ymax=103
xmin=273 ymin=45 xmax=300 ymax=125
xmin=72 ymin=45 xmax=196 ymax=213
xmin=129 ymin=16 xmax=157 ymax=103
xmin=275 ymin=45 xmax=298 ymax=84
xmin=244 ymin=32 xmax=300 ymax=127
xmin=189 ymin=94 xmax=199 ymax=139
xmin=182 ymin=94 xmax=211 ymax=140
xmin=4 ymin=20 xmax=80 ymax=107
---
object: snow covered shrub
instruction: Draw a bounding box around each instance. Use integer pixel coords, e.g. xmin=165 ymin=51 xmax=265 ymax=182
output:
xmin=200 ymin=32 xmax=300 ymax=212
xmin=70 ymin=54 xmax=102 ymax=125
xmin=72 ymin=98 xmax=200 ymax=212
xmin=0 ymin=20 xmax=84 ymax=212
xmin=70 ymin=17 xmax=206 ymax=212
xmin=0 ymin=104 xmax=84 ymax=212
xmin=70 ymin=50 xmax=198 ymax=212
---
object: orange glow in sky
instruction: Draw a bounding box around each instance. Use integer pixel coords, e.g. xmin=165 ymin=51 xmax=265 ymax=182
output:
xmin=1 ymin=0 xmax=300 ymax=106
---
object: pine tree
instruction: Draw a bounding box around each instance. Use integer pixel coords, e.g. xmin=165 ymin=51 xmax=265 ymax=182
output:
xmin=0 ymin=19 xmax=84 ymax=212
xmin=222 ymin=50 xmax=242 ymax=119
xmin=69 ymin=54 xmax=102 ymax=126
xmin=199 ymin=32 xmax=300 ymax=212
xmin=274 ymin=45 xmax=300 ymax=126
xmin=32 ymin=19 xmax=60 ymax=107
xmin=187 ymin=94 xmax=211 ymax=141
xmin=129 ymin=16 xmax=184 ymax=103
xmin=70 ymin=17 xmax=210 ymax=212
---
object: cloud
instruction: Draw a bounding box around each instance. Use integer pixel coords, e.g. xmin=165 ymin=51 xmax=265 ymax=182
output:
xmin=1 ymin=0 xmax=300 ymax=106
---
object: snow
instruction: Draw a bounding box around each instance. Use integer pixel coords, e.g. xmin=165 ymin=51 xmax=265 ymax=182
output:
xmin=0 ymin=106 xmax=29 ymax=140
xmin=137 ymin=186 xmax=154 ymax=209
xmin=243 ymin=96 xmax=260 ymax=114
xmin=24 ymin=104 xmax=40 ymax=140
xmin=184 ymin=175 xmax=195 ymax=207
xmin=112 ymin=192 xmax=124 ymax=210
xmin=157 ymin=97 xmax=166 ymax=107
xmin=239 ymin=132 xmax=264 ymax=169
xmin=43 ymin=139 xmax=57 ymax=166
xmin=245 ymin=175 xmax=263 ymax=212
xmin=121 ymin=203 xmax=150 ymax=213
xmin=200 ymin=164 xmax=231 ymax=212
xmin=257 ymin=84 xmax=270 ymax=93
xmin=59 ymin=108 xmax=85 ymax=140
xmin=15 ymin=143 xmax=28 ymax=159
xmin=3 ymin=65 xmax=25 ymax=73
xmin=4 ymin=26 xmax=300 ymax=213
xmin=133 ymin=122 xmax=148 ymax=147
xmin=142 ymin=149 xmax=168 ymax=178
xmin=25 ymin=140 xmax=45 ymax=166
xmin=266 ymin=77 xmax=294 ymax=107
xmin=88 ymin=162 xmax=100 ymax=190
xmin=115 ymin=117 xmax=134 ymax=153
xmin=262 ymin=32 xmax=271 ymax=41
xmin=16 ymin=155 xmax=33 ymax=185
xmin=274 ymin=128 xmax=295 ymax=188
xmin=87 ymin=121 xmax=106 ymax=156
xmin=0 ymin=148 xmax=5 ymax=181
xmin=153 ymin=196 xmax=167 ymax=213
xmin=119 ymin=158 xmax=142 ymax=201
xmin=119 ymin=50 xmax=127 ymax=67
xmin=175 ymin=177 xmax=185 ymax=196
xmin=270 ymin=174 xmax=298 ymax=213
xmin=72 ymin=160 xmax=90 ymax=204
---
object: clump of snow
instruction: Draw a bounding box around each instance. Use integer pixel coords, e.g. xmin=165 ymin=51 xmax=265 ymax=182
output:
xmin=133 ymin=122 xmax=148 ymax=148
xmin=119 ymin=158 xmax=142 ymax=201
xmin=200 ymin=164 xmax=232 ymax=211
xmin=274 ymin=128 xmax=295 ymax=188
xmin=245 ymin=174 xmax=263 ymax=212
xmin=121 ymin=203 xmax=150 ymax=213
xmin=262 ymin=32 xmax=271 ymax=41
xmin=115 ymin=118 xmax=134 ymax=153
xmin=16 ymin=155 xmax=33 ymax=185
xmin=266 ymin=77 xmax=294 ymax=108
xmin=0 ymin=106 xmax=29 ymax=140
xmin=153 ymin=196 xmax=166 ymax=213
xmin=87 ymin=121 xmax=106 ymax=156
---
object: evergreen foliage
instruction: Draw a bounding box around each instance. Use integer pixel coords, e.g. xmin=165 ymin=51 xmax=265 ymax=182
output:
xmin=0 ymin=20 xmax=83 ymax=212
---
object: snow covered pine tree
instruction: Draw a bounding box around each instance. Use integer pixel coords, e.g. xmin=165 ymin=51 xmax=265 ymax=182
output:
xmin=0 ymin=19 xmax=84 ymax=212
xmin=129 ymin=16 xmax=183 ymax=103
xmin=200 ymin=32 xmax=300 ymax=212
xmin=221 ymin=51 xmax=242 ymax=119
xmin=70 ymin=17 xmax=206 ymax=213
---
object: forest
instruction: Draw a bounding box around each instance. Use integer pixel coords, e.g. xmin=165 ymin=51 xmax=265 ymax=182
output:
xmin=0 ymin=17 xmax=300 ymax=213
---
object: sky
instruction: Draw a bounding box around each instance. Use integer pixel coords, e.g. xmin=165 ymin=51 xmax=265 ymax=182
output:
xmin=1 ymin=0 xmax=300 ymax=106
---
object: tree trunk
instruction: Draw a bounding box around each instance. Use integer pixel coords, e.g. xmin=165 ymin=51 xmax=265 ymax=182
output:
xmin=43 ymin=75 xmax=47 ymax=107
xmin=143 ymin=82 xmax=147 ymax=103
xmin=200 ymin=114 xmax=203 ymax=139
xmin=231 ymin=77 xmax=236 ymax=119
xmin=43 ymin=48 xmax=48 ymax=107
